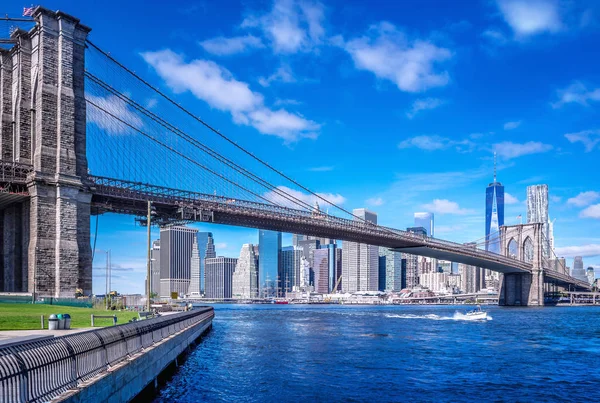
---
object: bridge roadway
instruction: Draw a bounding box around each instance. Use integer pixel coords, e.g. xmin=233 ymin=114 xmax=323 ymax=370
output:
xmin=0 ymin=161 xmax=590 ymax=290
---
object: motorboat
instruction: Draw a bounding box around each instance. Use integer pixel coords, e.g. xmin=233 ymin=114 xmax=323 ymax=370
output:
xmin=465 ymin=305 xmax=488 ymax=320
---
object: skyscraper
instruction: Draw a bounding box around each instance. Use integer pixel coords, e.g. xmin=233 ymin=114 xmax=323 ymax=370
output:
xmin=414 ymin=212 xmax=434 ymax=237
xmin=280 ymin=246 xmax=302 ymax=296
xmin=205 ymin=256 xmax=237 ymax=299
xmin=258 ymin=230 xmax=282 ymax=297
xmin=485 ymin=153 xmax=504 ymax=254
xmin=526 ymin=184 xmax=550 ymax=257
xmin=313 ymin=248 xmax=330 ymax=293
xmin=159 ymin=226 xmax=198 ymax=298
xmin=232 ymin=244 xmax=259 ymax=299
xmin=572 ymin=256 xmax=587 ymax=282
xmin=342 ymin=208 xmax=379 ymax=292
xmin=378 ymin=247 xmax=402 ymax=292
xmin=198 ymin=232 xmax=215 ymax=293
xmin=188 ymin=232 xmax=215 ymax=296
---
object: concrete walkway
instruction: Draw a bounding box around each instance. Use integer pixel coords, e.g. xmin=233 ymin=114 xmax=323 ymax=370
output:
xmin=0 ymin=327 xmax=94 ymax=348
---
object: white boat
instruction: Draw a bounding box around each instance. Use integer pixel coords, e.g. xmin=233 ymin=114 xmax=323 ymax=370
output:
xmin=465 ymin=305 xmax=488 ymax=320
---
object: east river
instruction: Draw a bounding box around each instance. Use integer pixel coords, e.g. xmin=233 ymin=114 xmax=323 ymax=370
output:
xmin=153 ymin=305 xmax=600 ymax=402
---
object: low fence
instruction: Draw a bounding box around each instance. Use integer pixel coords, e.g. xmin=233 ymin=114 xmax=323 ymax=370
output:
xmin=0 ymin=307 xmax=214 ymax=403
xmin=0 ymin=295 xmax=93 ymax=308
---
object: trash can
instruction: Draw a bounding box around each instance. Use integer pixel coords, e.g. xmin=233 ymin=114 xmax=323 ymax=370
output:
xmin=63 ymin=314 xmax=71 ymax=330
xmin=48 ymin=314 xmax=58 ymax=330
xmin=57 ymin=314 xmax=65 ymax=330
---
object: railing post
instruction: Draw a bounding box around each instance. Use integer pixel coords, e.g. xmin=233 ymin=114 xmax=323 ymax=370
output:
xmin=8 ymin=347 xmax=29 ymax=403
xmin=91 ymin=314 xmax=94 ymax=327
xmin=60 ymin=339 xmax=78 ymax=389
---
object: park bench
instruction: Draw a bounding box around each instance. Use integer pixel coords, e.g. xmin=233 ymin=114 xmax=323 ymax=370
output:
xmin=90 ymin=314 xmax=117 ymax=326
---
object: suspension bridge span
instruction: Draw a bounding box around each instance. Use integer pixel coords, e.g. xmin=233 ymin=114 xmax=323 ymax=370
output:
xmin=0 ymin=7 xmax=590 ymax=305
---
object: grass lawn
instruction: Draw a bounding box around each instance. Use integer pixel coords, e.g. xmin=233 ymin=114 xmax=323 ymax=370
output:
xmin=0 ymin=303 xmax=139 ymax=330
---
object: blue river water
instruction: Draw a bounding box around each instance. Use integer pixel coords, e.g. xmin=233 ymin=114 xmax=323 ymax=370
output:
xmin=154 ymin=305 xmax=600 ymax=402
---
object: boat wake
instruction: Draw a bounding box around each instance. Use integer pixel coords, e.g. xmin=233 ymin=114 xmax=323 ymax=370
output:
xmin=385 ymin=312 xmax=493 ymax=321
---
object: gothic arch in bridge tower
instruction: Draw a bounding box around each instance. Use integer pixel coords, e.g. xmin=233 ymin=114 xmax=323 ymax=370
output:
xmin=507 ymin=238 xmax=518 ymax=259
xmin=523 ymin=236 xmax=534 ymax=263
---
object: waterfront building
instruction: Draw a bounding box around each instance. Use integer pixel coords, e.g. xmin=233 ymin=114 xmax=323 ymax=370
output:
xmin=571 ymin=256 xmax=587 ymax=282
xmin=189 ymin=237 xmax=200 ymax=296
xmin=420 ymin=272 xmax=449 ymax=294
xmin=188 ymin=232 xmax=215 ymax=296
xmin=379 ymin=247 xmax=402 ymax=291
xmin=447 ymin=273 xmax=461 ymax=293
xmin=313 ymin=248 xmax=330 ymax=293
xmin=485 ymin=154 xmax=504 ymax=254
xmin=258 ymin=230 xmax=282 ymax=298
xmin=342 ymin=208 xmax=379 ymax=292
xmin=298 ymin=238 xmax=320 ymax=286
xmin=159 ymin=226 xmax=198 ymax=298
xmin=526 ymin=185 xmax=550 ymax=257
xmin=150 ymin=240 xmax=161 ymax=296
xmin=205 ymin=256 xmax=237 ymax=299
xmin=281 ymin=246 xmax=303 ymax=295
xmin=335 ymin=248 xmax=343 ymax=292
xmin=459 ymin=242 xmax=484 ymax=293
xmin=587 ymin=267 xmax=596 ymax=285
xmin=414 ymin=212 xmax=434 ymax=237
xmin=439 ymin=260 xmax=452 ymax=274
xmin=400 ymin=258 xmax=408 ymax=290
xmin=232 ymin=244 xmax=259 ymax=299
xmin=199 ymin=233 xmax=216 ymax=293
xmin=402 ymin=253 xmax=419 ymax=289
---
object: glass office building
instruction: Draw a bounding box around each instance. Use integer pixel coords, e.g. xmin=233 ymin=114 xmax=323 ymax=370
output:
xmin=258 ymin=230 xmax=282 ymax=297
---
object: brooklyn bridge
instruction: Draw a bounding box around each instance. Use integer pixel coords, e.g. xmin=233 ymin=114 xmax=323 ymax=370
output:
xmin=0 ymin=7 xmax=590 ymax=306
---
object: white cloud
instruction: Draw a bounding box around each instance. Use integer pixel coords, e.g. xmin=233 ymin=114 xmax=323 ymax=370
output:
xmin=482 ymin=29 xmax=509 ymax=45
xmin=259 ymin=64 xmax=296 ymax=87
xmin=422 ymin=199 xmax=474 ymax=215
xmin=215 ymin=242 xmax=228 ymax=250
xmin=308 ymin=166 xmax=334 ymax=172
xmin=398 ymin=135 xmax=476 ymax=153
xmin=247 ymin=108 xmax=319 ymax=141
xmin=567 ymin=191 xmax=600 ymax=207
xmin=504 ymin=193 xmax=520 ymax=204
xmin=342 ymin=22 xmax=452 ymax=93
xmin=242 ymin=0 xmax=325 ymax=54
xmin=86 ymin=94 xmax=143 ymax=135
xmin=264 ymin=185 xmax=345 ymax=209
xmin=398 ymin=135 xmax=449 ymax=151
xmin=550 ymin=195 xmax=562 ymax=203
xmin=503 ymin=120 xmax=521 ymax=130
xmin=494 ymin=141 xmax=553 ymax=159
xmin=406 ymin=98 xmax=444 ymax=119
xmin=141 ymin=49 xmax=319 ymax=142
xmin=564 ymin=129 xmax=600 ymax=152
xmin=581 ymin=204 xmax=600 ymax=219
xmin=199 ymin=35 xmax=264 ymax=56
xmin=552 ymin=82 xmax=600 ymax=108
xmin=555 ymin=244 xmax=600 ymax=258
xmin=496 ymin=0 xmax=563 ymax=37
xmin=366 ymin=197 xmax=384 ymax=207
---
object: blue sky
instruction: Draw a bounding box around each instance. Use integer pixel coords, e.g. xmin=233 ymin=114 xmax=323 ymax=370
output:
xmin=7 ymin=0 xmax=600 ymax=294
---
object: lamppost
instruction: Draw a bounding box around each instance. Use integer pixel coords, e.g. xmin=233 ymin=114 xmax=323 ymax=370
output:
xmin=32 ymin=247 xmax=38 ymax=304
xmin=146 ymin=200 xmax=152 ymax=313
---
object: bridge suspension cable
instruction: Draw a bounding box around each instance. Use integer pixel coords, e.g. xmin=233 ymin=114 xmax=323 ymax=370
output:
xmin=84 ymin=72 xmax=321 ymax=213
xmin=84 ymin=40 xmax=377 ymax=227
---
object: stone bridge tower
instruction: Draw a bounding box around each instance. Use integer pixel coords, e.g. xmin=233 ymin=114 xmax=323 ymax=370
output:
xmin=498 ymin=223 xmax=545 ymax=306
xmin=0 ymin=8 xmax=92 ymax=296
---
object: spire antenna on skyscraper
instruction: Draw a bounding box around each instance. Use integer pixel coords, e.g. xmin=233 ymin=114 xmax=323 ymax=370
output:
xmin=493 ymin=151 xmax=497 ymax=183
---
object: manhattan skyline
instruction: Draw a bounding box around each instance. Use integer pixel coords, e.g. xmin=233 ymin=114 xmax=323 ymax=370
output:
xmin=23 ymin=0 xmax=595 ymax=295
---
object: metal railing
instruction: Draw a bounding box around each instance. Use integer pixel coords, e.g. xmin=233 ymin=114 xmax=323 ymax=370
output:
xmin=0 ymin=307 xmax=214 ymax=403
